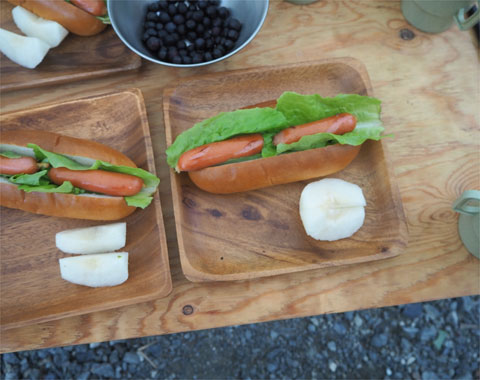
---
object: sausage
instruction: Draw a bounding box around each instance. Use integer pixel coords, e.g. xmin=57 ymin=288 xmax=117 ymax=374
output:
xmin=177 ymin=134 xmax=264 ymax=172
xmin=70 ymin=0 xmax=106 ymax=16
xmin=273 ymin=113 xmax=357 ymax=146
xmin=0 ymin=156 xmax=38 ymax=175
xmin=48 ymin=167 xmax=143 ymax=197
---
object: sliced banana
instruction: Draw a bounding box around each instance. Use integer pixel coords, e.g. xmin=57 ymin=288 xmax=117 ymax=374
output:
xmin=299 ymin=178 xmax=366 ymax=241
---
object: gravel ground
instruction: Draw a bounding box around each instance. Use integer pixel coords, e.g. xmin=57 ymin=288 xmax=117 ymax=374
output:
xmin=2 ymin=296 xmax=479 ymax=379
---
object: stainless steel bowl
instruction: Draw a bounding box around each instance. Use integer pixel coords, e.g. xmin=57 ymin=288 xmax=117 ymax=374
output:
xmin=108 ymin=0 xmax=269 ymax=68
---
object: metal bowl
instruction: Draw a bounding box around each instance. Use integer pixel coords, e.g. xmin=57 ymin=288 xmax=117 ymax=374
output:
xmin=108 ymin=0 xmax=269 ymax=68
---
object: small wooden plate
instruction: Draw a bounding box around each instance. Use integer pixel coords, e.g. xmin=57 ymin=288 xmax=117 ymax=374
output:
xmin=0 ymin=89 xmax=172 ymax=330
xmin=164 ymin=58 xmax=408 ymax=282
xmin=0 ymin=1 xmax=141 ymax=92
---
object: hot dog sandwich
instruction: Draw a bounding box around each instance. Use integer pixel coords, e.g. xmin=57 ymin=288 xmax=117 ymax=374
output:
xmin=166 ymin=91 xmax=387 ymax=194
xmin=0 ymin=131 xmax=159 ymax=220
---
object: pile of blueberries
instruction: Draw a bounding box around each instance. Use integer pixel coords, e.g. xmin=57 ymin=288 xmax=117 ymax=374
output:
xmin=142 ymin=0 xmax=243 ymax=65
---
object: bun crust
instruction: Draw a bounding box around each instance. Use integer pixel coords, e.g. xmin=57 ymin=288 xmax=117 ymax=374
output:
xmin=0 ymin=130 xmax=137 ymax=220
xmin=7 ymin=0 xmax=106 ymax=36
xmin=188 ymin=144 xmax=361 ymax=194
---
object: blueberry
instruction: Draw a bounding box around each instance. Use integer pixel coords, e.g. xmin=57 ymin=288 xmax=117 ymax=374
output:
xmin=173 ymin=14 xmax=185 ymax=24
xmin=228 ymin=18 xmax=242 ymax=31
xmin=212 ymin=17 xmax=222 ymax=27
xmin=198 ymin=1 xmax=208 ymax=9
xmin=177 ymin=24 xmax=186 ymax=35
xmin=146 ymin=36 xmax=161 ymax=51
xmin=178 ymin=48 xmax=188 ymax=56
xmin=205 ymin=38 xmax=214 ymax=49
xmin=204 ymin=51 xmax=213 ymax=61
xmin=145 ymin=28 xmax=157 ymax=36
xmin=158 ymin=0 xmax=168 ymax=9
xmin=168 ymin=3 xmax=177 ymax=15
xmin=192 ymin=10 xmax=204 ymax=22
xmin=165 ymin=22 xmax=176 ymax=33
xmin=157 ymin=46 xmax=168 ymax=60
xmin=192 ymin=53 xmax=203 ymax=63
xmin=186 ymin=31 xmax=197 ymax=41
xmin=157 ymin=29 xmax=168 ymax=39
xmin=211 ymin=26 xmax=221 ymax=36
xmin=195 ymin=37 xmax=205 ymax=49
xmin=164 ymin=34 xmax=176 ymax=46
xmin=176 ymin=40 xmax=187 ymax=49
xmin=156 ymin=22 xmax=164 ymax=30
xmin=182 ymin=55 xmax=192 ymax=64
xmin=206 ymin=5 xmax=217 ymax=17
xmin=146 ymin=11 xmax=157 ymax=21
xmin=186 ymin=19 xmax=196 ymax=29
xmin=218 ymin=7 xmax=229 ymax=19
xmin=177 ymin=2 xmax=188 ymax=14
xmin=202 ymin=17 xmax=211 ymax=27
xmin=148 ymin=2 xmax=159 ymax=12
xmin=144 ymin=21 xmax=156 ymax=28
xmin=195 ymin=24 xmax=205 ymax=34
xmin=212 ymin=48 xmax=222 ymax=58
xmin=172 ymin=55 xmax=183 ymax=64
xmin=223 ymin=39 xmax=234 ymax=50
xmin=227 ymin=29 xmax=238 ymax=40
xmin=159 ymin=12 xmax=171 ymax=23
xmin=186 ymin=43 xmax=195 ymax=52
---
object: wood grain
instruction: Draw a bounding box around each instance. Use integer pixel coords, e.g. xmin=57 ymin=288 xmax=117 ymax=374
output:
xmin=0 ymin=90 xmax=172 ymax=330
xmin=0 ymin=1 xmax=141 ymax=92
xmin=164 ymin=59 xmax=408 ymax=281
xmin=0 ymin=0 xmax=478 ymax=353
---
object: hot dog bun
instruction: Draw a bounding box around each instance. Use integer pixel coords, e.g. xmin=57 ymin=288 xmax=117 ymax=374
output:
xmin=7 ymin=0 xmax=106 ymax=36
xmin=187 ymin=143 xmax=361 ymax=194
xmin=0 ymin=130 xmax=137 ymax=220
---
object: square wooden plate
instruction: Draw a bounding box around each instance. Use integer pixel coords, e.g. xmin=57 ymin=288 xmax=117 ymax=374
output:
xmin=164 ymin=58 xmax=408 ymax=282
xmin=0 ymin=1 xmax=141 ymax=92
xmin=0 ymin=89 xmax=172 ymax=330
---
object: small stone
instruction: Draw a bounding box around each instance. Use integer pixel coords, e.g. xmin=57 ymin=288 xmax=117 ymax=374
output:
xmin=266 ymin=363 xmax=277 ymax=373
xmin=420 ymin=326 xmax=437 ymax=342
xmin=2 ymin=353 xmax=19 ymax=365
xmin=77 ymin=371 xmax=89 ymax=380
xmin=89 ymin=342 xmax=101 ymax=349
xmin=402 ymin=303 xmax=423 ymax=319
xmin=307 ymin=324 xmax=316 ymax=333
xmin=333 ymin=322 xmax=347 ymax=335
xmin=422 ymin=371 xmax=439 ymax=380
xmin=386 ymin=368 xmax=393 ymax=376
xmin=407 ymin=356 xmax=416 ymax=365
xmin=327 ymin=341 xmax=337 ymax=352
xmin=91 ymin=363 xmax=114 ymax=378
xmin=402 ymin=326 xmax=419 ymax=338
xmin=329 ymin=361 xmax=337 ymax=372
xmin=270 ymin=330 xmax=278 ymax=340
xmin=371 ymin=333 xmax=388 ymax=348
xmin=354 ymin=315 xmax=364 ymax=327
xmin=123 ymin=352 xmax=140 ymax=365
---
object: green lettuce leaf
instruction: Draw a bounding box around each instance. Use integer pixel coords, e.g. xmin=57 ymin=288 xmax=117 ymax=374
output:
xmin=8 ymin=170 xmax=49 ymax=186
xmin=166 ymin=107 xmax=288 ymax=169
xmin=276 ymin=127 xmax=388 ymax=154
xmin=0 ymin=151 xmax=23 ymax=158
xmin=275 ymin=92 xmax=383 ymax=127
xmin=18 ymin=181 xmax=78 ymax=194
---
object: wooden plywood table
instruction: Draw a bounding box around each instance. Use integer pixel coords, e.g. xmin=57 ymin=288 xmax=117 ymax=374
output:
xmin=1 ymin=0 xmax=478 ymax=353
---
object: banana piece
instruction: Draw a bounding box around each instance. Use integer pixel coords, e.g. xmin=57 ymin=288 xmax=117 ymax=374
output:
xmin=299 ymin=178 xmax=366 ymax=241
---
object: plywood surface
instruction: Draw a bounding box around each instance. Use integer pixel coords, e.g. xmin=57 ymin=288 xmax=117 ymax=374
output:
xmin=0 ymin=0 xmax=478 ymax=352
